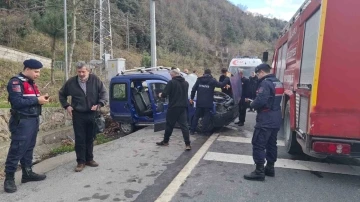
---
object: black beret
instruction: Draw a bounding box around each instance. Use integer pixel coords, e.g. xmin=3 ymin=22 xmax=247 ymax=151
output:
xmin=23 ymin=59 xmax=43 ymax=69
xmin=255 ymin=63 xmax=271 ymax=73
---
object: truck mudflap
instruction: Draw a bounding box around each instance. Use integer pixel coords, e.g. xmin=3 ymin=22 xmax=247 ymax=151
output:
xmin=213 ymin=104 xmax=239 ymax=127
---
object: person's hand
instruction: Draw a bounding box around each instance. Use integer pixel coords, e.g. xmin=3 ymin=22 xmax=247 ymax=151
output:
xmin=224 ymin=84 xmax=230 ymax=89
xmin=158 ymin=93 xmax=162 ymax=97
xmin=44 ymin=93 xmax=50 ymax=100
xmin=245 ymin=98 xmax=252 ymax=103
xmin=66 ymin=106 xmax=73 ymax=117
xmin=189 ymin=99 xmax=194 ymax=105
xmin=91 ymin=105 xmax=99 ymax=111
xmin=38 ymin=94 xmax=50 ymax=105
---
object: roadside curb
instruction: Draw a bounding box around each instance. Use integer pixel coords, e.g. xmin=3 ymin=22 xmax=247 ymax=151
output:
xmin=0 ymin=136 xmax=117 ymax=190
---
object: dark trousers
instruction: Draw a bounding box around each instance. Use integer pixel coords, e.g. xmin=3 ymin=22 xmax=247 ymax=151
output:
xmin=5 ymin=116 xmax=39 ymax=173
xmin=73 ymin=111 xmax=96 ymax=164
xmin=252 ymin=128 xmax=279 ymax=165
xmin=238 ymin=100 xmax=248 ymax=123
xmin=164 ymin=107 xmax=190 ymax=145
xmin=190 ymin=107 xmax=211 ymax=133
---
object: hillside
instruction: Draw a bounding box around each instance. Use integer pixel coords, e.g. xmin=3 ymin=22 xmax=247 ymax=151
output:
xmin=0 ymin=0 xmax=286 ymax=73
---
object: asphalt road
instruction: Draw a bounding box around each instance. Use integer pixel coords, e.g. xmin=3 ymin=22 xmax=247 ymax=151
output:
xmin=0 ymin=127 xmax=208 ymax=202
xmin=170 ymin=112 xmax=360 ymax=202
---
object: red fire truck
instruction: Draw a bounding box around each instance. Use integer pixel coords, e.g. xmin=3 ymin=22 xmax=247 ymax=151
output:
xmin=273 ymin=0 xmax=360 ymax=158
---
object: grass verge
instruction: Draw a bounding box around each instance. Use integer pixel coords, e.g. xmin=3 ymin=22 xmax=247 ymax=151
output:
xmin=48 ymin=133 xmax=117 ymax=156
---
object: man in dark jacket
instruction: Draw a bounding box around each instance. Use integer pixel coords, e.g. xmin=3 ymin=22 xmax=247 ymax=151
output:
xmin=156 ymin=70 xmax=191 ymax=150
xmin=244 ymin=63 xmax=284 ymax=181
xmin=189 ymin=69 xmax=230 ymax=135
xmin=235 ymin=69 xmax=250 ymax=126
xmin=59 ymin=62 xmax=108 ymax=172
xmin=219 ymin=68 xmax=232 ymax=97
xmin=248 ymin=71 xmax=258 ymax=112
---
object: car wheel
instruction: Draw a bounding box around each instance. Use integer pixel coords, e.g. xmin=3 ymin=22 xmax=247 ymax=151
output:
xmin=283 ymin=102 xmax=302 ymax=154
xmin=119 ymin=122 xmax=135 ymax=135
xmin=194 ymin=117 xmax=214 ymax=133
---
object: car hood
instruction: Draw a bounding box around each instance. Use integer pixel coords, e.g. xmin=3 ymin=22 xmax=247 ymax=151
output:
xmin=150 ymin=70 xmax=242 ymax=103
xmin=183 ymin=73 xmax=242 ymax=103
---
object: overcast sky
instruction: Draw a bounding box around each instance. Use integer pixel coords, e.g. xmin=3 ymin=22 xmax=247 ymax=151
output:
xmin=228 ymin=0 xmax=305 ymax=21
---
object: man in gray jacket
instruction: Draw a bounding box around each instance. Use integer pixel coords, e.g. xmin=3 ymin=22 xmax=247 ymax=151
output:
xmin=59 ymin=62 xmax=108 ymax=172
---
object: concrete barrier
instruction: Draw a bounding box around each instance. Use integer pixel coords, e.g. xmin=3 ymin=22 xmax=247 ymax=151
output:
xmin=0 ymin=45 xmax=51 ymax=68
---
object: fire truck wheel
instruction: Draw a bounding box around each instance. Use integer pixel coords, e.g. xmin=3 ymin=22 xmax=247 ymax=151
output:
xmin=283 ymin=103 xmax=303 ymax=154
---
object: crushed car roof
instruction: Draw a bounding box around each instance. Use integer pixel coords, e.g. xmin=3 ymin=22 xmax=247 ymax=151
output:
xmin=110 ymin=70 xmax=241 ymax=102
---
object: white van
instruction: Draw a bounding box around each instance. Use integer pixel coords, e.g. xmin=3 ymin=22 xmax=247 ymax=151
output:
xmin=228 ymin=57 xmax=262 ymax=78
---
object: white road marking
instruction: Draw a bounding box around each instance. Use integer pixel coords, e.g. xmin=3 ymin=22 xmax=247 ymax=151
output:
xmin=203 ymin=152 xmax=360 ymax=176
xmin=155 ymin=133 xmax=220 ymax=202
xmin=217 ymin=136 xmax=285 ymax=147
xmin=226 ymin=125 xmax=239 ymax=131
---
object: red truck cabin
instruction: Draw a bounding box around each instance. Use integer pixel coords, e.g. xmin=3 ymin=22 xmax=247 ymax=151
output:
xmin=273 ymin=0 xmax=360 ymax=158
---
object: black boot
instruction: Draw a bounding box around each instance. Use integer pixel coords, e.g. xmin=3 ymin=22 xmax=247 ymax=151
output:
xmin=21 ymin=167 xmax=46 ymax=183
xmin=265 ymin=162 xmax=275 ymax=177
xmin=244 ymin=164 xmax=265 ymax=181
xmin=4 ymin=172 xmax=17 ymax=193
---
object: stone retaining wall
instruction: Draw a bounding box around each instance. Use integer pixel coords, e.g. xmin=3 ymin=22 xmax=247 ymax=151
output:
xmin=0 ymin=107 xmax=74 ymax=167
xmin=0 ymin=107 xmax=72 ymax=142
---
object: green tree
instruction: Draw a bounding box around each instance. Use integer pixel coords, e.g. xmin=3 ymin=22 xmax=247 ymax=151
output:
xmin=141 ymin=52 xmax=151 ymax=67
xmin=33 ymin=0 xmax=70 ymax=84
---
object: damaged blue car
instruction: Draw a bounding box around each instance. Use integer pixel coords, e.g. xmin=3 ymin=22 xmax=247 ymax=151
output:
xmin=109 ymin=67 xmax=242 ymax=134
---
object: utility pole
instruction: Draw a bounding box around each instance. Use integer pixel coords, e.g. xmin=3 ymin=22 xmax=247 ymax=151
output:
xmin=92 ymin=0 xmax=98 ymax=60
xmin=127 ymin=14 xmax=130 ymax=51
xmin=150 ymin=0 xmax=157 ymax=67
xmin=64 ymin=0 xmax=69 ymax=80
xmin=99 ymin=0 xmax=103 ymax=58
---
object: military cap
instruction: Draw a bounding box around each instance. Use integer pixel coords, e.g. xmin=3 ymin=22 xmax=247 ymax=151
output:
xmin=23 ymin=59 xmax=43 ymax=69
xmin=255 ymin=63 xmax=271 ymax=73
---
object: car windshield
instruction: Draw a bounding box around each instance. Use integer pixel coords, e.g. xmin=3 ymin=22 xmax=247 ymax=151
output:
xmin=228 ymin=66 xmax=255 ymax=78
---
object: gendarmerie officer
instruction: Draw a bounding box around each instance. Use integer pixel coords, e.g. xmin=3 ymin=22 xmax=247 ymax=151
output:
xmin=4 ymin=59 xmax=49 ymax=193
xmin=244 ymin=63 xmax=284 ymax=181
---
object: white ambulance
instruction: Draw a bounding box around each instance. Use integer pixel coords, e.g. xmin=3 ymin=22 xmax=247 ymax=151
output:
xmin=227 ymin=57 xmax=262 ymax=78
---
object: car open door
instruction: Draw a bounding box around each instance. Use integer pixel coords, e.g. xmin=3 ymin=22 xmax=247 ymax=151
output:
xmin=110 ymin=79 xmax=133 ymax=124
xmin=146 ymin=80 xmax=169 ymax=132
xmin=230 ymin=73 xmax=242 ymax=104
